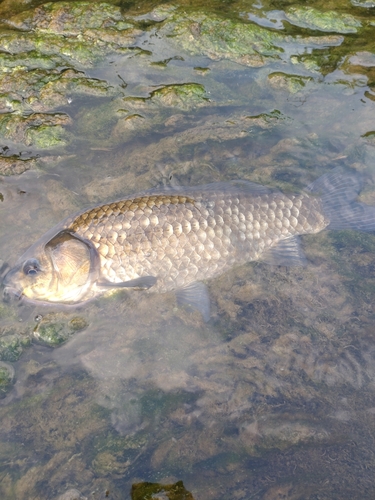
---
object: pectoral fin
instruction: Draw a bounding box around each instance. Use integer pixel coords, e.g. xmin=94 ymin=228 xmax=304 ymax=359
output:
xmin=262 ymin=236 xmax=307 ymax=267
xmin=176 ymin=281 xmax=210 ymax=321
xmin=98 ymin=276 xmax=157 ymax=290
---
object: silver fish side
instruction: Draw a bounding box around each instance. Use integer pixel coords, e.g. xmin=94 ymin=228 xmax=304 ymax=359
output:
xmin=3 ymin=169 xmax=375 ymax=319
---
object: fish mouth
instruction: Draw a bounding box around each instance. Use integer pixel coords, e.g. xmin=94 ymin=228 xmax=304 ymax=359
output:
xmin=2 ymin=286 xmax=23 ymax=303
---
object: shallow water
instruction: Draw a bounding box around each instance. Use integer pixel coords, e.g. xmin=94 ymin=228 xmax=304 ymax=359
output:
xmin=1 ymin=0 xmax=375 ymax=499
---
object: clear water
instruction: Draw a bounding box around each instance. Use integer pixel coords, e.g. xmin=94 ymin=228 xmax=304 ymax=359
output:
xmin=1 ymin=0 xmax=375 ymax=499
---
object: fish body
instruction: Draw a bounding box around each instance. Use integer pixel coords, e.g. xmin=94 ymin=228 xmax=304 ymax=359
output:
xmin=2 ymin=170 xmax=375 ymax=319
xmin=66 ymin=185 xmax=326 ymax=292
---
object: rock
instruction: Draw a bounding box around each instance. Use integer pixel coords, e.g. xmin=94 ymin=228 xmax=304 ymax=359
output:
xmin=0 ymin=157 xmax=35 ymax=176
xmin=285 ymin=7 xmax=361 ymax=33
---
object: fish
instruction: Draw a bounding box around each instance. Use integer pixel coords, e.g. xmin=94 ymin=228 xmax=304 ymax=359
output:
xmin=2 ymin=168 xmax=375 ymax=321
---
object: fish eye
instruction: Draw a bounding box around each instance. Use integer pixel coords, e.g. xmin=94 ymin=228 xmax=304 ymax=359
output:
xmin=23 ymin=259 xmax=41 ymax=276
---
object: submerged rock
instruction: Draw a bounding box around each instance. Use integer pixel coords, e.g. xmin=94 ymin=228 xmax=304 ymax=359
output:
xmin=158 ymin=11 xmax=284 ymax=67
xmin=0 ymin=156 xmax=35 ymax=176
xmin=55 ymin=489 xmax=87 ymax=500
xmin=0 ymin=68 xmax=115 ymax=114
xmin=285 ymin=7 xmax=361 ymax=34
xmin=0 ymin=1 xmax=141 ymax=152
xmin=158 ymin=9 xmax=346 ymax=67
xmin=0 ymin=334 xmax=31 ymax=362
xmin=0 ymin=112 xmax=72 ymax=149
xmin=131 ymin=480 xmax=194 ymax=500
xmin=3 ymin=2 xmax=140 ymax=64
xmin=33 ymin=314 xmax=88 ymax=347
xmin=268 ymin=72 xmax=314 ymax=94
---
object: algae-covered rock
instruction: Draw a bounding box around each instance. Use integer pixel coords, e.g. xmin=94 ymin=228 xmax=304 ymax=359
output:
xmin=149 ymin=83 xmax=208 ymax=110
xmin=0 ymin=156 xmax=35 ymax=176
xmin=7 ymin=1 xmax=124 ymax=34
xmin=0 ymin=334 xmax=31 ymax=362
xmin=159 ymin=11 xmax=284 ymax=67
xmin=0 ymin=67 xmax=116 ymax=114
xmin=285 ymin=7 xmax=361 ymax=34
xmin=33 ymin=314 xmax=88 ymax=347
xmin=158 ymin=10 xmax=345 ymax=67
xmin=102 ymin=83 xmax=209 ymax=144
xmin=0 ymin=361 xmax=15 ymax=399
xmin=0 ymin=2 xmax=142 ymax=153
xmin=0 ymin=112 xmax=72 ymax=149
xmin=268 ymin=72 xmax=314 ymax=94
xmin=2 ymin=2 xmax=141 ymax=67
xmin=131 ymin=480 xmax=194 ymax=500
xmin=92 ymin=450 xmax=131 ymax=476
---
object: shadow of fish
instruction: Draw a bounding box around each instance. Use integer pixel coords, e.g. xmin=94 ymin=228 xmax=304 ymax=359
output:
xmin=2 ymin=168 xmax=375 ymax=320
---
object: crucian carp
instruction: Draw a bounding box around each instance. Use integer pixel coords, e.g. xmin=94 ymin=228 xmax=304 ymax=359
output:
xmin=2 ymin=169 xmax=375 ymax=320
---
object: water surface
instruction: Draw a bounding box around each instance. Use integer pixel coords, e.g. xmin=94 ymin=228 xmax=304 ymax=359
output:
xmin=1 ymin=0 xmax=375 ymax=498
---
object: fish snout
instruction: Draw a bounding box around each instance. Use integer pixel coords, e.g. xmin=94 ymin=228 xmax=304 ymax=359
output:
xmin=2 ymin=286 xmax=23 ymax=303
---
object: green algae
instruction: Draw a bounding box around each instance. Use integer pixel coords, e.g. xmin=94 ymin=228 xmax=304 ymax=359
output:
xmin=7 ymin=1 xmax=124 ymax=33
xmin=33 ymin=315 xmax=88 ymax=346
xmin=2 ymin=1 xmax=141 ymax=59
xmin=157 ymin=9 xmax=346 ymax=68
xmin=25 ymin=124 xmax=70 ymax=148
xmin=0 ymin=1 xmax=365 ymax=158
xmin=285 ymin=7 xmax=362 ymax=34
xmin=0 ymin=50 xmax=65 ymax=71
xmin=0 ymin=334 xmax=31 ymax=362
xmin=0 ymin=112 xmax=72 ymax=148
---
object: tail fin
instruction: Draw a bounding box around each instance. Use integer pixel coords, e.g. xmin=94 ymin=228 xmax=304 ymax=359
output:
xmin=307 ymin=168 xmax=375 ymax=232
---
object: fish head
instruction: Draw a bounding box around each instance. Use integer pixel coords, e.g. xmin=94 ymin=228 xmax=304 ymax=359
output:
xmin=2 ymin=230 xmax=99 ymax=304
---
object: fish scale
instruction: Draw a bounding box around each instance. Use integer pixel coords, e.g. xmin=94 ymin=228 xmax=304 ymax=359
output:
xmin=4 ymin=169 xmax=375 ymax=316
xmin=64 ymin=188 xmax=327 ymax=292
